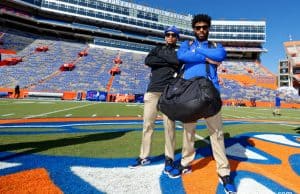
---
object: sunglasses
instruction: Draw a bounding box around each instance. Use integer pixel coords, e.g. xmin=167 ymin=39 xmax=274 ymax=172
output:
xmin=165 ymin=33 xmax=177 ymax=38
xmin=194 ymin=25 xmax=209 ymax=31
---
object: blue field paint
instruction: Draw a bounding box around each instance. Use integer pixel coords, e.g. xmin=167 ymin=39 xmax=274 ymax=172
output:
xmin=289 ymin=154 xmax=300 ymax=176
xmin=0 ymin=120 xmax=259 ymax=135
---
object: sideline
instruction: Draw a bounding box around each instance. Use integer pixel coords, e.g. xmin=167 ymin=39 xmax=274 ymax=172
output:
xmin=1 ymin=116 xmax=299 ymax=125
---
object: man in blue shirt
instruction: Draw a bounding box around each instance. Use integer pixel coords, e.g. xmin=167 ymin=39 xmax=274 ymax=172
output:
xmin=273 ymin=93 xmax=281 ymax=116
xmin=168 ymin=14 xmax=236 ymax=194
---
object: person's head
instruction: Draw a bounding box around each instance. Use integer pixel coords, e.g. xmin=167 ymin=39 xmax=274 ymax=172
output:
xmin=164 ymin=26 xmax=180 ymax=45
xmin=191 ymin=14 xmax=211 ymax=41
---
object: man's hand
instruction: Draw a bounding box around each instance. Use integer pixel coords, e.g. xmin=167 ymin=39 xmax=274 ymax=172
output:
xmin=206 ymin=57 xmax=221 ymax=66
xmin=218 ymin=77 xmax=224 ymax=85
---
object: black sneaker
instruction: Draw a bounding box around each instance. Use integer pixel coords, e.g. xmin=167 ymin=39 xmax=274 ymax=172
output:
xmin=128 ymin=157 xmax=151 ymax=169
xmin=168 ymin=164 xmax=192 ymax=179
xmin=163 ymin=157 xmax=174 ymax=175
xmin=219 ymin=175 xmax=237 ymax=194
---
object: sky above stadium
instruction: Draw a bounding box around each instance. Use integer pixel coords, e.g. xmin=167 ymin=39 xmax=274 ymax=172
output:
xmin=135 ymin=0 xmax=300 ymax=74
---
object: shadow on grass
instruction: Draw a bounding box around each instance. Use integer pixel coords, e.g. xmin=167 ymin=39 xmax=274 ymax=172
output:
xmin=154 ymin=132 xmax=249 ymax=177
xmin=294 ymin=127 xmax=300 ymax=134
xmin=152 ymin=132 xmax=234 ymax=163
xmin=0 ymin=131 xmax=129 ymax=160
xmin=162 ymin=132 xmax=234 ymax=158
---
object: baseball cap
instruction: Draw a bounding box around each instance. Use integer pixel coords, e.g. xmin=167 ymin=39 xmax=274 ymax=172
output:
xmin=164 ymin=26 xmax=180 ymax=38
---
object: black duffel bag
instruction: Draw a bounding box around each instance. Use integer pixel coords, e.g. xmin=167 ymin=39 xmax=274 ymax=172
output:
xmin=157 ymin=68 xmax=222 ymax=123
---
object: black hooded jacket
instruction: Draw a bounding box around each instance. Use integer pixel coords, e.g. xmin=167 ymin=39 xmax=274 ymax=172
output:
xmin=145 ymin=44 xmax=180 ymax=92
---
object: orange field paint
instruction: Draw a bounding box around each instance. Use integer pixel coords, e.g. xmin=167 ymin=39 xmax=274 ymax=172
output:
xmin=183 ymin=137 xmax=300 ymax=193
xmin=0 ymin=168 xmax=62 ymax=194
xmin=0 ymin=117 xmax=299 ymax=125
xmin=182 ymin=156 xmax=219 ymax=193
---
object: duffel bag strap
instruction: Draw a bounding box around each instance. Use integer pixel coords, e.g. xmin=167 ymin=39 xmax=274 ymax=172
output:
xmin=206 ymin=41 xmax=217 ymax=80
xmin=173 ymin=64 xmax=185 ymax=78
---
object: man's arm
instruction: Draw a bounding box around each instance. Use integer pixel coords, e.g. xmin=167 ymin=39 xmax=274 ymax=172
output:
xmin=145 ymin=47 xmax=164 ymax=67
xmin=206 ymin=57 xmax=222 ymax=66
xmin=145 ymin=46 xmax=175 ymax=67
xmin=195 ymin=43 xmax=226 ymax=62
xmin=156 ymin=49 xmax=179 ymax=67
xmin=177 ymin=41 xmax=206 ymax=64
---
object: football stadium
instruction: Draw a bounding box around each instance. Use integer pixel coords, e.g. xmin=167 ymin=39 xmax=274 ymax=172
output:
xmin=0 ymin=0 xmax=300 ymax=193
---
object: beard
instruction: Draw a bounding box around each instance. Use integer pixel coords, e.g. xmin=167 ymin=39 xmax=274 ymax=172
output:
xmin=194 ymin=32 xmax=209 ymax=41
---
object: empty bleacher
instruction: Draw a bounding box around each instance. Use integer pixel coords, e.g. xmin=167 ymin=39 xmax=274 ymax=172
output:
xmin=219 ymin=60 xmax=277 ymax=90
xmin=110 ymin=51 xmax=149 ymax=94
xmin=0 ymin=27 xmax=36 ymax=52
xmin=220 ymin=79 xmax=276 ymax=101
xmin=0 ymin=26 xmax=278 ymax=102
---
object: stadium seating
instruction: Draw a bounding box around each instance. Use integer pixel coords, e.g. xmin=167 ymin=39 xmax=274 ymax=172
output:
xmin=0 ymin=27 xmax=36 ymax=52
xmin=220 ymin=79 xmax=276 ymax=101
xmin=0 ymin=26 xmax=277 ymax=102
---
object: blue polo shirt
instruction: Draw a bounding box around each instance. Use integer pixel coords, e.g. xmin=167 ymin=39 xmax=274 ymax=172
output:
xmin=275 ymin=96 xmax=281 ymax=107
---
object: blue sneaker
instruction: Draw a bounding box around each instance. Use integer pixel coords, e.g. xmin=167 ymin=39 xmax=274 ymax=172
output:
xmin=168 ymin=164 xmax=192 ymax=179
xmin=128 ymin=157 xmax=150 ymax=168
xmin=219 ymin=175 xmax=237 ymax=194
xmin=163 ymin=157 xmax=174 ymax=175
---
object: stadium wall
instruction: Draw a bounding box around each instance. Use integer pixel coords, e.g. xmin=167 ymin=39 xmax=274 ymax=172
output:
xmin=1 ymin=87 xmax=299 ymax=108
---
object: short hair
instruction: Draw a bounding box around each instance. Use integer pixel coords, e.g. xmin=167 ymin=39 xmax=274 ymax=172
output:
xmin=192 ymin=14 xmax=211 ymax=28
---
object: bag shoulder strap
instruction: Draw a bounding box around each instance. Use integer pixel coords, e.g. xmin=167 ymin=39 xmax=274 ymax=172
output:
xmin=206 ymin=41 xmax=217 ymax=76
xmin=208 ymin=41 xmax=217 ymax=48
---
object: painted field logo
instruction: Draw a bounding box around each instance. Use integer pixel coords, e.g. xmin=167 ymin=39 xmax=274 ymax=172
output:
xmin=179 ymin=133 xmax=300 ymax=194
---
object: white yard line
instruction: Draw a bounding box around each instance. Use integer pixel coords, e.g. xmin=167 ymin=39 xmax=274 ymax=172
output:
xmin=13 ymin=101 xmax=34 ymax=104
xmin=279 ymin=123 xmax=300 ymax=128
xmin=176 ymin=124 xmax=183 ymax=129
xmin=222 ymin=114 xmax=245 ymax=118
xmin=195 ymin=134 xmax=210 ymax=144
xmin=23 ymin=103 xmax=94 ymax=119
xmin=1 ymin=113 xmax=15 ymax=117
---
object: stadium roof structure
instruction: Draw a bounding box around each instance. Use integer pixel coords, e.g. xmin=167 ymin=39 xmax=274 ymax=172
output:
xmin=284 ymin=41 xmax=300 ymax=67
xmin=283 ymin=41 xmax=300 ymax=88
xmin=0 ymin=0 xmax=267 ymax=58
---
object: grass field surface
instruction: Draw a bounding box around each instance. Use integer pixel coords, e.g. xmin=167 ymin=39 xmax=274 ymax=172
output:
xmin=0 ymin=99 xmax=299 ymax=193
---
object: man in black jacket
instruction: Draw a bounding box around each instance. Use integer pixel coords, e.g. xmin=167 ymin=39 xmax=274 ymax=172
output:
xmin=129 ymin=26 xmax=180 ymax=174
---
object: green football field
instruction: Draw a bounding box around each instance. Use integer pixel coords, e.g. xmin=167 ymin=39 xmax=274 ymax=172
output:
xmin=0 ymin=99 xmax=299 ymax=158
xmin=0 ymin=99 xmax=299 ymax=121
